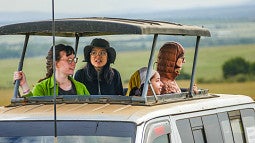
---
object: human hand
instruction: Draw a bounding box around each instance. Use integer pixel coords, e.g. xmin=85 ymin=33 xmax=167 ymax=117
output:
xmin=13 ymin=71 xmax=30 ymax=94
xmin=13 ymin=71 xmax=27 ymax=86
xmin=193 ymin=83 xmax=198 ymax=94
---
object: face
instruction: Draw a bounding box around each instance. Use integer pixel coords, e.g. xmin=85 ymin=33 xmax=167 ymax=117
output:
xmin=56 ymin=51 xmax=77 ymax=76
xmin=150 ymin=72 xmax=163 ymax=95
xmin=90 ymin=47 xmax=108 ymax=69
xmin=175 ymin=56 xmax=186 ymax=74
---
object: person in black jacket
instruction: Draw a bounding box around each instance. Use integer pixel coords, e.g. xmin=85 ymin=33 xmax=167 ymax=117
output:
xmin=74 ymin=38 xmax=123 ymax=95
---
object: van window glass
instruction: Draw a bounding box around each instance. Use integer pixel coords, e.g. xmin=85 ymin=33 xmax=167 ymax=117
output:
xmin=0 ymin=136 xmax=131 ymax=143
xmin=153 ymin=134 xmax=170 ymax=143
xmin=202 ymin=114 xmax=224 ymax=143
xmin=190 ymin=117 xmax=206 ymax=143
xmin=0 ymin=121 xmax=136 ymax=143
xmin=228 ymin=110 xmax=246 ymax=143
xmin=176 ymin=119 xmax=194 ymax=143
xmin=218 ymin=112 xmax=234 ymax=143
xmin=193 ymin=128 xmax=206 ymax=143
xmin=240 ymin=109 xmax=255 ymax=143
xmin=190 ymin=117 xmax=202 ymax=127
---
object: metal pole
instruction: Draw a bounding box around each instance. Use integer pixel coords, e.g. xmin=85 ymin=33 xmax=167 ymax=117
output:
xmin=188 ymin=36 xmax=201 ymax=97
xmin=51 ymin=0 xmax=58 ymax=142
xmin=142 ymin=34 xmax=158 ymax=102
xmin=13 ymin=34 xmax=29 ymax=99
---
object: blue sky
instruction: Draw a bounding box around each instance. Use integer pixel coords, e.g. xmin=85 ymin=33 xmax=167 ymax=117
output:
xmin=1 ymin=0 xmax=251 ymax=14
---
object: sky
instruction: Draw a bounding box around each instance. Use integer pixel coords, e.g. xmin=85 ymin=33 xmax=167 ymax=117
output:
xmin=1 ymin=0 xmax=251 ymax=15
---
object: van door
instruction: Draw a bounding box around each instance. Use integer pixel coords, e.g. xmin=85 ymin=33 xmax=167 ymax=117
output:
xmin=143 ymin=117 xmax=171 ymax=143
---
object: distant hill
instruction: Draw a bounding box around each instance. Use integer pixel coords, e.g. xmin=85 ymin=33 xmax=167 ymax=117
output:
xmin=0 ymin=3 xmax=255 ymax=59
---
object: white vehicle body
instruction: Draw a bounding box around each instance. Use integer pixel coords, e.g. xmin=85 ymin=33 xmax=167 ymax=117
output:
xmin=0 ymin=94 xmax=254 ymax=143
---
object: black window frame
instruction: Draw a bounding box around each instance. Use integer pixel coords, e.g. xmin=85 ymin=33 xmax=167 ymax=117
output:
xmin=0 ymin=120 xmax=136 ymax=143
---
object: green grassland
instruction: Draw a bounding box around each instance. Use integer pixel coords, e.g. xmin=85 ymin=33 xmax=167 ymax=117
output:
xmin=1 ymin=44 xmax=255 ymax=106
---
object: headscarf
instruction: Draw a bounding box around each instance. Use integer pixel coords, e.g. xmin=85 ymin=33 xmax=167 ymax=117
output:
xmin=157 ymin=42 xmax=184 ymax=79
xmin=156 ymin=42 xmax=184 ymax=94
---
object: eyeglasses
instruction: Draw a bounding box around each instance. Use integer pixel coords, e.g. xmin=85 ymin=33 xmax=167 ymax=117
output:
xmin=61 ymin=57 xmax=78 ymax=64
xmin=90 ymin=50 xmax=107 ymax=57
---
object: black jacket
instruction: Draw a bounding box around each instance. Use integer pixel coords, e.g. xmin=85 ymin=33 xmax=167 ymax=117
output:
xmin=74 ymin=68 xmax=123 ymax=95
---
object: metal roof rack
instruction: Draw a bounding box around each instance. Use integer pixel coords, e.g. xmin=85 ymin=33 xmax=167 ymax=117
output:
xmin=0 ymin=17 xmax=211 ymax=106
xmin=8 ymin=89 xmax=216 ymax=107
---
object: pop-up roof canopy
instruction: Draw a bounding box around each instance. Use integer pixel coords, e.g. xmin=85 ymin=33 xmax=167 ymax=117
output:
xmin=0 ymin=17 xmax=211 ymax=37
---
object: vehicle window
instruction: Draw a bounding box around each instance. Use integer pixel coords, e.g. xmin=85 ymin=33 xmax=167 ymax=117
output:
xmin=177 ymin=115 xmax=223 ymax=143
xmin=192 ymin=127 xmax=205 ymax=143
xmin=0 ymin=136 xmax=131 ymax=143
xmin=202 ymin=114 xmax=224 ymax=143
xmin=143 ymin=117 xmax=171 ymax=143
xmin=240 ymin=108 xmax=255 ymax=143
xmin=218 ymin=112 xmax=234 ymax=143
xmin=190 ymin=117 xmax=206 ymax=143
xmin=176 ymin=117 xmax=206 ymax=143
xmin=152 ymin=134 xmax=170 ymax=143
xmin=228 ymin=110 xmax=246 ymax=143
xmin=0 ymin=121 xmax=136 ymax=143
xmin=176 ymin=119 xmax=194 ymax=143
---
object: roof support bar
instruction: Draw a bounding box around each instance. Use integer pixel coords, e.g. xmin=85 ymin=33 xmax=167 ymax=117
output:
xmin=188 ymin=36 xmax=201 ymax=97
xmin=74 ymin=33 xmax=80 ymax=56
xmin=142 ymin=34 xmax=158 ymax=101
xmin=12 ymin=34 xmax=29 ymax=100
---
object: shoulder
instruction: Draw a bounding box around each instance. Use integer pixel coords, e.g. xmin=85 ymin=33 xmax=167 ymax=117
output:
xmin=31 ymin=77 xmax=53 ymax=96
xmin=35 ymin=77 xmax=52 ymax=87
xmin=69 ymin=76 xmax=84 ymax=86
xmin=74 ymin=68 xmax=86 ymax=80
xmin=75 ymin=68 xmax=85 ymax=74
xmin=112 ymin=68 xmax=121 ymax=74
xmin=69 ymin=76 xmax=90 ymax=95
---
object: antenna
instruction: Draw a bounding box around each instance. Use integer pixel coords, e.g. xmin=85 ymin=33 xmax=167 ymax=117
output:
xmin=51 ymin=0 xmax=58 ymax=142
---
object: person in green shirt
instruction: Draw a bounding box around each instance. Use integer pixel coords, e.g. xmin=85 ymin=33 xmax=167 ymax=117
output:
xmin=13 ymin=44 xmax=90 ymax=97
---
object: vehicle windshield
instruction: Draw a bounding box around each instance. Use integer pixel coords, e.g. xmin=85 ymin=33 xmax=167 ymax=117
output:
xmin=0 ymin=121 xmax=136 ymax=143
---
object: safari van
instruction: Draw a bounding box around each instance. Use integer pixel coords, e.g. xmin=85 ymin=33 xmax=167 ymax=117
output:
xmin=0 ymin=17 xmax=254 ymax=143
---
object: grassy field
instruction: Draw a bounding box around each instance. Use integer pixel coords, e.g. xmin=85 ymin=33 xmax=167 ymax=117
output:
xmin=1 ymin=44 xmax=255 ymax=106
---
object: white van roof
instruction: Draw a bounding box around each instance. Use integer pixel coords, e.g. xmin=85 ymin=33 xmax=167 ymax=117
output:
xmin=0 ymin=17 xmax=211 ymax=37
xmin=1 ymin=94 xmax=253 ymax=124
